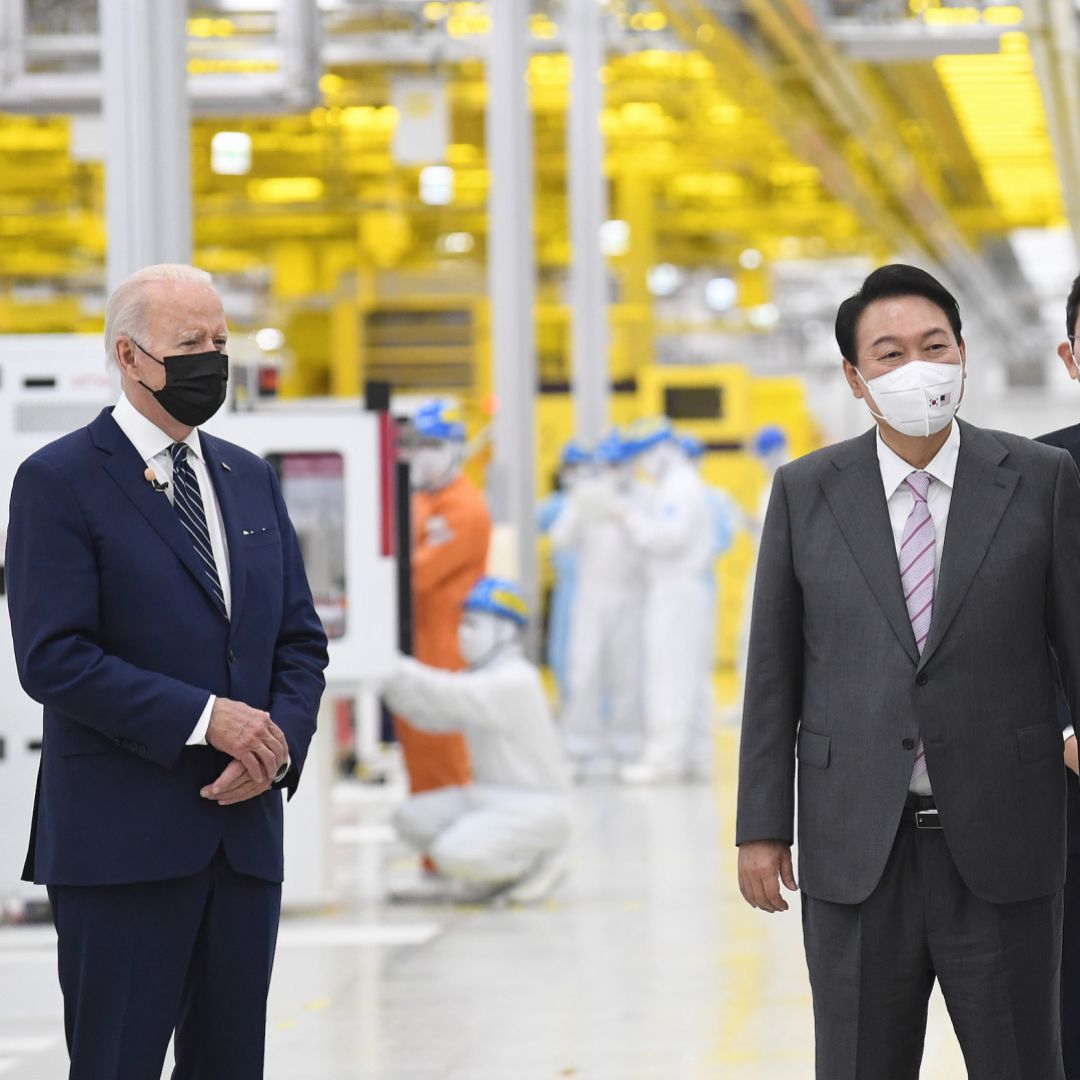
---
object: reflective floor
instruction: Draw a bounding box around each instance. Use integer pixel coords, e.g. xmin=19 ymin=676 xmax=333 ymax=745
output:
xmin=0 ymin=729 xmax=970 ymax=1078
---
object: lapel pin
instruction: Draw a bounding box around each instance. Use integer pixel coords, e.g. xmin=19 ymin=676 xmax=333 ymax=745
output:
xmin=221 ymin=461 xmax=232 ymax=472
xmin=144 ymin=467 xmax=169 ymax=493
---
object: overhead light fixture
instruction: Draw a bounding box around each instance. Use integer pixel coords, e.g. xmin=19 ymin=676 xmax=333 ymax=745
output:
xmin=420 ymin=165 xmax=454 ymax=206
xmin=247 ymin=177 xmax=324 ymax=203
xmin=437 ymin=232 xmax=475 ymax=254
xmin=705 ymin=277 xmax=738 ymax=313
xmin=748 ymin=303 xmax=781 ymax=329
xmin=211 ymin=131 xmax=252 ymax=176
xmin=739 ymin=248 xmax=763 ymax=270
xmin=648 ymin=263 xmax=683 ymax=297
xmin=600 ymin=219 xmax=631 ymax=257
xmin=254 ymin=327 xmax=286 ymax=351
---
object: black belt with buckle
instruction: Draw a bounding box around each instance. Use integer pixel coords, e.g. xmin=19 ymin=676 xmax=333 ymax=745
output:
xmin=905 ymin=793 xmax=942 ymax=830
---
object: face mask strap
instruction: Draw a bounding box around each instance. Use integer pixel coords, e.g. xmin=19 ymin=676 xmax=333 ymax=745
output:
xmin=131 ymin=339 xmax=165 ymax=368
xmin=855 ymin=367 xmax=892 ymax=427
xmin=462 ymin=621 xmax=505 ymax=669
xmin=428 ymin=443 xmax=462 ymax=490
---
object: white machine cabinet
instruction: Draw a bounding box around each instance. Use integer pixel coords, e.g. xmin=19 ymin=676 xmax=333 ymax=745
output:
xmin=0 ymin=336 xmax=398 ymax=915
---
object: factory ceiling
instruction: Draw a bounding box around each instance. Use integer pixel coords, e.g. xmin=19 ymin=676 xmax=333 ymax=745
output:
xmin=0 ymin=0 xmax=1076 ymax=385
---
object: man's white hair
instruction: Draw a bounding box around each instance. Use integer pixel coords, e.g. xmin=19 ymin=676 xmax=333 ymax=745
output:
xmin=103 ymin=264 xmax=214 ymax=368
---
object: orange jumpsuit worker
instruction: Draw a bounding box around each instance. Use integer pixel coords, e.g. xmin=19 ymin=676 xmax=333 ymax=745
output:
xmin=399 ymin=400 xmax=491 ymax=793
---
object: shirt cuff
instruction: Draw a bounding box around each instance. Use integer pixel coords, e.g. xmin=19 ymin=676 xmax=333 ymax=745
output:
xmin=187 ymin=695 xmax=215 ymax=746
xmin=1065 ymin=726 xmax=1075 ymax=743
xmin=273 ymin=758 xmax=291 ymax=783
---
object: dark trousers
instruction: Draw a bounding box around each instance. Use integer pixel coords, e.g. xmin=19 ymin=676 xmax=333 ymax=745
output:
xmin=1064 ymin=853 xmax=1080 ymax=1078
xmin=802 ymin=812 xmax=1064 ymax=1080
xmin=48 ymin=846 xmax=282 ymax=1080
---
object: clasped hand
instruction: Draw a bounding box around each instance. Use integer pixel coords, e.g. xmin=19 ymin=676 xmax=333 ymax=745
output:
xmin=200 ymin=698 xmax=288 ymax=806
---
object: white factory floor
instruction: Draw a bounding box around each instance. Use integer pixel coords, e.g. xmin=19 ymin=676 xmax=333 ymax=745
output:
xmin=0 ymin=729 xmax=970 ymax=1079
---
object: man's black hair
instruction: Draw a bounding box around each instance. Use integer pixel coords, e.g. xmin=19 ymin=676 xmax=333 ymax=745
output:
xmin=1065 ymin=272 xmax=1080 ymax=343
xmin=835 ymin=264 xmax=963 ymax=366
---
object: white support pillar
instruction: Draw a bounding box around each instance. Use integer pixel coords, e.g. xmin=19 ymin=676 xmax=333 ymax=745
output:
xmin=567 ymin=0 xmax=610 ymax=442
xmin=486 ymin=0 xmax=540 ymax=654
xmin=278 ymin=0 xmax=321 ymax=110
xmin=101 ymin=0 xmax=192 ymax=294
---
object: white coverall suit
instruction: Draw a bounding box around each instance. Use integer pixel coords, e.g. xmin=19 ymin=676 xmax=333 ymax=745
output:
xmin=624 ymin=453 xmax=714 ymax=775
xmin=552 ymin=472 xmax=646 ymax=767
xmin=382 ymin=652 xmax=572 ymax=889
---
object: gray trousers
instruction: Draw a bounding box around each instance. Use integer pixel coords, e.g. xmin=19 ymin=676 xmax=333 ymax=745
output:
xmin=802 ymin=812 xmax=1064 ymax=1080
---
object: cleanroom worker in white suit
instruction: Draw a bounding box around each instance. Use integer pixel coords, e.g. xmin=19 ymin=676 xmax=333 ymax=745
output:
xmin=382 ymin=578 xmax=572 ymax=903
xmin=618 ymin=418 xmax=714 ymax=784
xmin=536 ymin=440 xmax=592 ymax=706
xmin=729 ymin=424 xmax=789 ymax=728
xmin=553 ymin=430 xmax=646 ymax=777
xmin=676 ymin=432 xmax=736 ymax=779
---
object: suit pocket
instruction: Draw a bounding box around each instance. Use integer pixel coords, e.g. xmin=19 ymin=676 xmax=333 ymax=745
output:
xmin=241 ymin=528 xmax=280 ymax=548
xmin=54 ymin=724 xmax=120 ymax=758
xmin=1016 ymin=722 xmax=1062 ymax=765
xmin=797 ymin=727 xmax=831 ymax=769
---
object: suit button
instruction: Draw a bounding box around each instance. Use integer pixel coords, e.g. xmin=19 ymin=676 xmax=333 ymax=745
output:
xmin=228 ymin=648 xmax=237 ymax=663
xmin=902 ymin=738 xmax=915 ymax=750
xmin=916 ymin=673 xmax=928 ymax=687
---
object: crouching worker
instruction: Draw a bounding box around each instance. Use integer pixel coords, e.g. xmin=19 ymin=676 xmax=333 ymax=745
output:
xmin=382 ymin=577 xmax=572 ymax=903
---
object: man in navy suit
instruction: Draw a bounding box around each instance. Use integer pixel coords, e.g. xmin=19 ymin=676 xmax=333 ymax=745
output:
xmin=1039 ymin=271 xmax=1080 ymax=1078
xmin=5 ymin=264 xmax=329 ymax=1079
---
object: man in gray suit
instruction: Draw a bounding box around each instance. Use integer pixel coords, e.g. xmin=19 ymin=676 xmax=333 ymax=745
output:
xmin=737 ymin=263 xmax=1080 ymax=1079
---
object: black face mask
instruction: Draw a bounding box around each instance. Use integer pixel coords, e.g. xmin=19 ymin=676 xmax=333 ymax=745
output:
xmin=133 ymin=341 xmax=228 ymax=427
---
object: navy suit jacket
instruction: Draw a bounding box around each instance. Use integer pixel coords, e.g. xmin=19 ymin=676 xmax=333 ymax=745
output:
xmin=6 ymin=407 xmax=328 ymax=886
xmin=1038 ymin=423 xmax=1080 ymax=855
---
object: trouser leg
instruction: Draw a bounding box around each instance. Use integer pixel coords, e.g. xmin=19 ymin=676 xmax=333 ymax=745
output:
xmin=801 ymin=824 xmax=933 ymax=1080
xmin=1063 ymin=853 xmax=1080 ymax=1079
xmin=393 ymin=787 xmax=471 ymax=853
xmin=548 ymin=577 xmax=574 ymax=705
xmin=606 ymin=589 xmax=645 ymax=763
xmin=172 ymin=848 xmax=282 ymax=1080
xmin=685 ymin=579 xmax=717 ymax=774
xmin=430 ymin=789 xmax=571 ymax=886
xmin=641 ymin=579 xmax=708 ymax=772
xmin=49 ymin=865 xmax=212 ymax=1080
xmin=560 ymin=592 xmax=606 ymax=761
xmin=926 ymin=830 xmax=1064 ymax=1080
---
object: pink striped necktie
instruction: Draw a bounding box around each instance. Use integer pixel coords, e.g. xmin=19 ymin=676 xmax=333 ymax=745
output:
xmin=901 ymin=470 xmax=934 ymax=793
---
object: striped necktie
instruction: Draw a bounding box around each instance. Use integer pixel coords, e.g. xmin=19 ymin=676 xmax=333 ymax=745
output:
xmin=169 ymin=442 xmax=226 ymax=615
xmin=900 ymin=470 xmax=933 ymax=792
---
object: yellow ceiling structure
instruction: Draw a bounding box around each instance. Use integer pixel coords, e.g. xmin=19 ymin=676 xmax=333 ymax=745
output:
xmin=0 ymin=1 xmax=1070 ymax=360
xmin=934 ymin=31 xmax=1064 ymax=228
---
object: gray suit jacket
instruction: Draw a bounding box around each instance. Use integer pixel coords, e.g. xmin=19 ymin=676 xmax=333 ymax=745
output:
xmin=736 ymin=420 xmax=1080 ymax=905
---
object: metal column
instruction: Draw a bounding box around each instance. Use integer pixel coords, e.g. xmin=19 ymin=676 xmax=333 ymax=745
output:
xmin=568 ymin=0 xmax=610 ymax=442
xmin=486 ymin=0 xmax=540 ymax=653
xmin=101 ymin=0 xmax=192 ymax=293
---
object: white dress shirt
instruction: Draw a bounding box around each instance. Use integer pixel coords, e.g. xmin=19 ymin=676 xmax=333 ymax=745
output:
xmin=112 ymin=393 xmax=230 ymax=745
xmin=878 ymin=423 xmax=958 ymax=796
xmin=876 ymin=422 xmax=1074 ymax=783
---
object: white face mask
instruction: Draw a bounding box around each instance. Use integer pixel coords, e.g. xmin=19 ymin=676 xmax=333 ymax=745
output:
xmin=410 ymin=443 xmax=461 ymax=491
xmin=458 ymin=611 xmax=514 ymax=668
xmin=858 ymin=360 xmax=964 ymax=438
